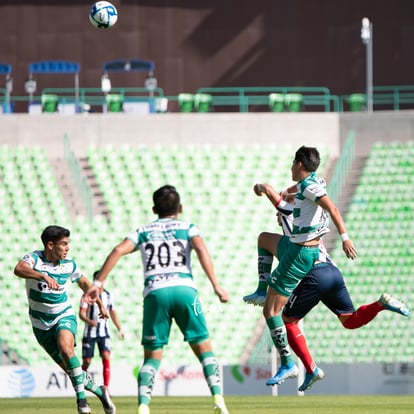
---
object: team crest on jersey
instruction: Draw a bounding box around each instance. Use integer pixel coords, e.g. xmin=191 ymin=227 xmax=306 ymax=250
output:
xmin=59 ymin=262 xmax=74 ymax=272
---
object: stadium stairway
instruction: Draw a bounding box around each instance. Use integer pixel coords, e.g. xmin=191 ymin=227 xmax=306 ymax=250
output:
xmin=50 ymin=158 xmax=86 ymax=220
xmin=78 ymin=156 xmax=110 ymax=218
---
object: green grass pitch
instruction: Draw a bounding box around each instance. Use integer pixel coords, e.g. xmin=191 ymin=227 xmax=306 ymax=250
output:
xmin=1 ymin=395 xmax=414 ymax=414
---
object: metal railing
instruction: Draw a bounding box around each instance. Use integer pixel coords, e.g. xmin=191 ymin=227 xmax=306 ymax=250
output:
xmin=2 ymin=85 xmax=414 ymax=113
xmin=44 ymin=86 xmax=165 ymax=111
xmin=63 ymin=134 xmax=93 ymax=221
xmin=340 ymin=85 xmax=414 ymax=111
xmin=196 ymin=86 xmax=337 ymax=112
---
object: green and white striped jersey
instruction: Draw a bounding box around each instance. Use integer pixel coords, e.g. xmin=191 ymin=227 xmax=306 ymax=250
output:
xmin=21 ymin=250 xmax=82 ymax=330
xmin=291 ymin=172 xmax=330 ymax=243
xmin=126 ymin=218 xmax=199 ymax=298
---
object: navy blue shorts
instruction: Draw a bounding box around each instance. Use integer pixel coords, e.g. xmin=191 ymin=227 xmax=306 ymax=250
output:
xmin=82 ymin=336 xmax=111 ymax=358
xmin=283 ymin=261 xmax=355 ymax=320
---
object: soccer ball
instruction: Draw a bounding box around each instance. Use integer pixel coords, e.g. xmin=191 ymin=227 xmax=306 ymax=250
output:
xmin=89 ymin=1 xmax=118 ymax=29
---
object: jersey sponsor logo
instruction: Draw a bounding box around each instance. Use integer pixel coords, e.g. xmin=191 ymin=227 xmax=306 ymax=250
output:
xmin=270 ymin=326 xmax=290 ymax=357
xmin=37 ymin=281 xmax=64 ymax=293
xmin=192 ymin=296 xmax=203 ymax=316
xmin=147 ymin=229 xmax=176 ymax=241
xmin=147 ymin=273 xmax=180 ymax=285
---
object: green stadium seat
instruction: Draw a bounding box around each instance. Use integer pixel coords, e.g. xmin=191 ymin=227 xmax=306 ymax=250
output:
xmin=41 ymin=94 xmax=59 ymax=113
xmin=178 ymin=93 xmax=194 ymax=112
xmin=194 ymin=93 xmax=212 ymax=112
xmin=285 ymin=93 xmax=303 ymax=112
xmin=348 ymin=93 xmax=366 ymax=111
xmin=268 ymin=93 xmax=285 ymax=112
xmin=106 ymin=93 xmax=124 ymax=112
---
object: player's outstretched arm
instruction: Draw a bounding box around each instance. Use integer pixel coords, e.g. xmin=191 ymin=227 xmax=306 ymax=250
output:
xmin=84 ymin=238 xmax=135 ymax=303
xmin=318 ymin=195 xmax=358 ymax=260
xmin=78 ymin=276 xmax=108 ymax=318
xmin=191 ymin=235 xmax=229 ymax=303
xmin=253 ymin=183 xmax=282 ymax=206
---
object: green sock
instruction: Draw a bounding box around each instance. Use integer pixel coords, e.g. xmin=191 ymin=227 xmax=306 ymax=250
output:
xmin=66 ymin=356 xmax=87 ymax=400
xmin=138 ymin=358 xmax=161 ymax=405
xmin=257 ymin=247 xmax=273 ymax=292
xmin=199 ymin=351 xmax=221 ymax=396
xmin=266 ymin=315 xmax=293 ymax=366
xmin=83 ymin=371 xmax=102 ymax=397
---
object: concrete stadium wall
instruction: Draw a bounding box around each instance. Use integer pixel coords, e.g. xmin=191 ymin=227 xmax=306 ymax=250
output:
xmin=339 ymin=111 xmax=414 ymax=155
xmin=0 ymin=113 xmax=341 ymax=158
xmin=2 ymin=111 xmax=414 ymax=160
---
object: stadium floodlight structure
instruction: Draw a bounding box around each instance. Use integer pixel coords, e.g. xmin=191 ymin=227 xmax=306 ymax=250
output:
xmin=361 ymin=17 xmax=373 ymax=112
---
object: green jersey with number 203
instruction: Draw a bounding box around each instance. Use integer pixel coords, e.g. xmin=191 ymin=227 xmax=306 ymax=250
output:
xmin=127 ymin=218 xmax=200 ymax=298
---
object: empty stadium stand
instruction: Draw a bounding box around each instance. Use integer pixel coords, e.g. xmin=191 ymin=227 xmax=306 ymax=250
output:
xmin=1 ymin=140 xmax=413 ymax=369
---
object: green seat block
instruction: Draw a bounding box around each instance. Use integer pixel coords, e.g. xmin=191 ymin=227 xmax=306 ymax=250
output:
xmin=268 ymin=93 xmax=285 ymax=112
xmin=194 ymin=93 xmax=212 ymax=112
xmin=285 ymin=93 xmax=303 ymax=112
xmin=348 ymin=93 xmax=366 ymax=112
xmin=178 ymin=93 xmax=194 ymax=112
xmin=106 ymin=94 xmax=124 ymax=112
xmin=41 ymin=94 xmax=59 ymax=113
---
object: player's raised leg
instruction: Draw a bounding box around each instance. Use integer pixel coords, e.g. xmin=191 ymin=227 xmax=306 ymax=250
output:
xmin=243 ymin=232 xmax=280 ymax=306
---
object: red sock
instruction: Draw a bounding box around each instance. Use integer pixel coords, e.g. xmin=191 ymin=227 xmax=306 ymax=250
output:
xmin=103 ymin=359 xmax=111 ymax=387
xmin=342 ymin=301 xmax=383 ymax=329
xmin=285 ymin=322 xmax=316 ymax=373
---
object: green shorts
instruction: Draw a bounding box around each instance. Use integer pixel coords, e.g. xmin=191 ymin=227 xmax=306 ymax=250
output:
xmin=33 ymin=315 xmax=78 ymax=364
xmin=267 ymin=236 xmax=319 ymax=297
xmin=142 ymin=285 xmax=209 ymax=350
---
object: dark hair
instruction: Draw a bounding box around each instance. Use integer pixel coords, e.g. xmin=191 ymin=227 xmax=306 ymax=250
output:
xmin=40 ymin=225 xmax=70 ymax=247
xmin=153 ymin=185 xmax=180 ymax=217
xmin=294 ymin=146 xmax=320 ymax=172
xmin=93 ymin=270 xmax=99 ymax=280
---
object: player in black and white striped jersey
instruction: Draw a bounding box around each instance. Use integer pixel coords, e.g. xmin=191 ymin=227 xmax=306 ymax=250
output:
xmin=80 ymin=271 xmax=124 ymax=390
